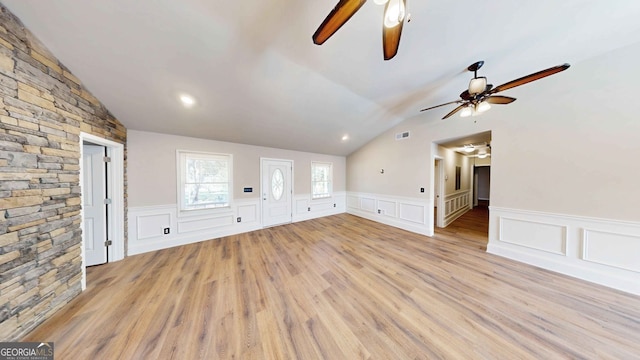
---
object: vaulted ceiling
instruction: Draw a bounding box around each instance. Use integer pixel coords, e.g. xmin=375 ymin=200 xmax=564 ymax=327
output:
xmin=4 ymin=0 xmax=640 ymax=155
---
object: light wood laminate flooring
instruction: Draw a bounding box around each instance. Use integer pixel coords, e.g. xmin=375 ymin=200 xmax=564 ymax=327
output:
xmin=24 ymin=213 xmax=640 ymax=359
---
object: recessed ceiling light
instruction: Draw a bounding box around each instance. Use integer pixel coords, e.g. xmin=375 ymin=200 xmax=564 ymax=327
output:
xmin=341 ymin=134 xmax=349 ymax=141
xmin=179 ymin=94 xmax=196 ymax=108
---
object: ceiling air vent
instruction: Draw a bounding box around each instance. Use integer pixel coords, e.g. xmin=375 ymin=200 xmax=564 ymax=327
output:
xmin=395 ymin=131 xmax=410 ymax=140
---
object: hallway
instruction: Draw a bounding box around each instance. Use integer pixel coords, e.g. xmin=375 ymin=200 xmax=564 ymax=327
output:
xmin=434 ymin=206 xmax=489 ymax=250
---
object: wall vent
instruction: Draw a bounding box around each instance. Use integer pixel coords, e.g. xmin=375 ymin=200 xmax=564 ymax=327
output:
xmin=395 ymin=131 xmax=410 ymax=140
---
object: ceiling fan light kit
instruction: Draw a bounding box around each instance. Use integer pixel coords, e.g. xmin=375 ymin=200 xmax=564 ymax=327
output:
xmin=420 ymin=61 xmax=570 ymax=120
xmin=383 ymin=0 xmax=406 ymax=28
xmin=460 ymin=106 xmax=473 ymax=118
xmin=312 ymin=0 xmax=409 ymax=60
xmin=476 ymin=101 xmax=491 ymax=113
xmin=468 ymin=77 xmax=487 ymax=95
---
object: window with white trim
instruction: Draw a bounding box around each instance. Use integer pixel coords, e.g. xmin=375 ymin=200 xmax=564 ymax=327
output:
xmin=178 ymin=151 xmax=232 ymax=212
xmin=311 ymin=162 xmax=332 ymax=199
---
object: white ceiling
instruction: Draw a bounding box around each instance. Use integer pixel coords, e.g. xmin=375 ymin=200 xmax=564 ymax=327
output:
xmin=5 ymin=0 xmax=640 ymax=155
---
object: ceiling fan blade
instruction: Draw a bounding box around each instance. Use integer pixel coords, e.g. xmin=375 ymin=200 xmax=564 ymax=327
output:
xmin=486 ymin=95 xmax=516 ymax=104
xmin=312 ymin=0 xmax=367 ymax=45
xmin=420 ymin=100 xmax=462 ymax=112
xmin=490 ymin=63 xmax=570 ymax=94
xmin=382 ymin=0 xmax=406 ymax=60
xmin=442 ymin=104 xmax=467 ymax=119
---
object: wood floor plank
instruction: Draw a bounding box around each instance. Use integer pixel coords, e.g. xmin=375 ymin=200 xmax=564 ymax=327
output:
xmin=22 ymin=210 xmax=640 ymax=359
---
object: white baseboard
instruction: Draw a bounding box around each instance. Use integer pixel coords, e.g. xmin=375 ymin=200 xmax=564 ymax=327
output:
xmin=346 ymin=192 xmax=431 ymax=235
xmin=489 ymin=207 xmax=640 ymax=295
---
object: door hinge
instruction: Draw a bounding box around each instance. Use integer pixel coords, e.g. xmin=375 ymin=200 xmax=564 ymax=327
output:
xmin=103 ymin=156 xmax=111 ymax=162
xmin=103 ymin=198 xmax=112 ymax=205
xmin=104 ymin=240 xmax=112 ymax=246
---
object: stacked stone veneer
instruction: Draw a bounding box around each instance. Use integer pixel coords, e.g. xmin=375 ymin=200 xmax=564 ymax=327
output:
xmin=0 ymin=5 xmax=127 ymax=340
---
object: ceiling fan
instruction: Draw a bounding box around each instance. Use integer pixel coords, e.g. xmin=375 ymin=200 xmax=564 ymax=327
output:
xmin=420 ymin=61 xmax=570 ymax=119
xmin=312 ymin=0 xmax=409 ymax=60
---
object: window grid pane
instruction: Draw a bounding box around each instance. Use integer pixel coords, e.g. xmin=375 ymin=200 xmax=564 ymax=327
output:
xmin=311 ymin=162 xmax=332 ymax=199
xmin=181 ymin=152 xmax=231 ymax=211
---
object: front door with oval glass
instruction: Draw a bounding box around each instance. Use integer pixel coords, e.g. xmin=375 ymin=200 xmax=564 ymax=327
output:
xmin=261 ymin=159 xmax=293 ymax=227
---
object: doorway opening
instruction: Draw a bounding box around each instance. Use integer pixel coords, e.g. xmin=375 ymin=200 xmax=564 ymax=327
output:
xmin=433 ymin=156 xmax=444 ymax=229
xmin=82 ymin=143 xmax=109 ymax=266
xmin=432 ymin=131 xmax=492 ymax=247
xmin=79 ymin=133 xmax=125 ymax=290
xmin=474 ymin=165 xmax=490 ymax=208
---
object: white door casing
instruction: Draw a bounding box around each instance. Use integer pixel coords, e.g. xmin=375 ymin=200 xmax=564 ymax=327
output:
xmin=82 ymin=144 xmax=107 ymax=266
xmin=434 ymin=160 xmax=440 ymax=208
xmin=261 ymin=158 xmax=293 ymax=227
xmin=434 ymin=156 xmax=445 ymax=228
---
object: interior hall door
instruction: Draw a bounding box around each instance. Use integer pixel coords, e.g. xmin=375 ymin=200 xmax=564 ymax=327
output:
xmin=83 ymin=144 xmax=108 ymax=266
xmin=261 ymin=159 xmax=293 ymax=227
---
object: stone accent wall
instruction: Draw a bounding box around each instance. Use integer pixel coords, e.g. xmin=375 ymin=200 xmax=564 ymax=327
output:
xmin=0 ymin=5 xmax=127 ymax=340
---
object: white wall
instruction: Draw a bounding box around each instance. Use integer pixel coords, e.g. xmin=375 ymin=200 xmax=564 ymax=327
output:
xmin=345 ymin=130 xmax=430 ymax=234
xmin=127 ymin=130 xmax=346 ymax=254
xmin=434 ymin=145 xmax=471 ymax=196
xmin=128 ymin=130 xmax=346 ymax=206
xmin=346 ymin=42 xmax=640 ymax=294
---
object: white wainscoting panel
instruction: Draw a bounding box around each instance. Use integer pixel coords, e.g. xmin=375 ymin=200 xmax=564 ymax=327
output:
xmin=583 ymin=230 xmax=640 ymax=273
xmin=296 ymin=198 xmax=309 ymax=214
xmin=500 ymin=218 xmax=567 ymax=255
xmin=346 ymin=192 xmax=430 ymax=235
xmin=347 ymin=195 xmax=359 ymax=209
xmin=361 ymin=197 xmax=376 ymax=213
xmin=378 ymin=200 xmax=396 ymax=217
xmin=177 ymin=213 xmax=234 ymax=233
xmin=238 ymin=203 xmax=258 ymax=223
xmin=129 ymin=195 xmax=346 ymax=255
xmin=443 ymin=190 xmax=471 ymax=226
xmin=399 ymin=203 xmax=425 ymax=224
xmin=128 ymin=200 xmax=261 ymax=255
xmin=488 ymin=207 xmax=640 ymax=295
xmin=137 ymin=213 xmax=171 ymax=240
xmin=292 ymin=192 xmax=346 ymax=222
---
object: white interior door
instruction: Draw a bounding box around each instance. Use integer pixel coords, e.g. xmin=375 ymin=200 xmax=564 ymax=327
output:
xmin=261 ymin=159 xmax=293 ymax=227
xmin=83 ymin=144 xmax=107 ymax=266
